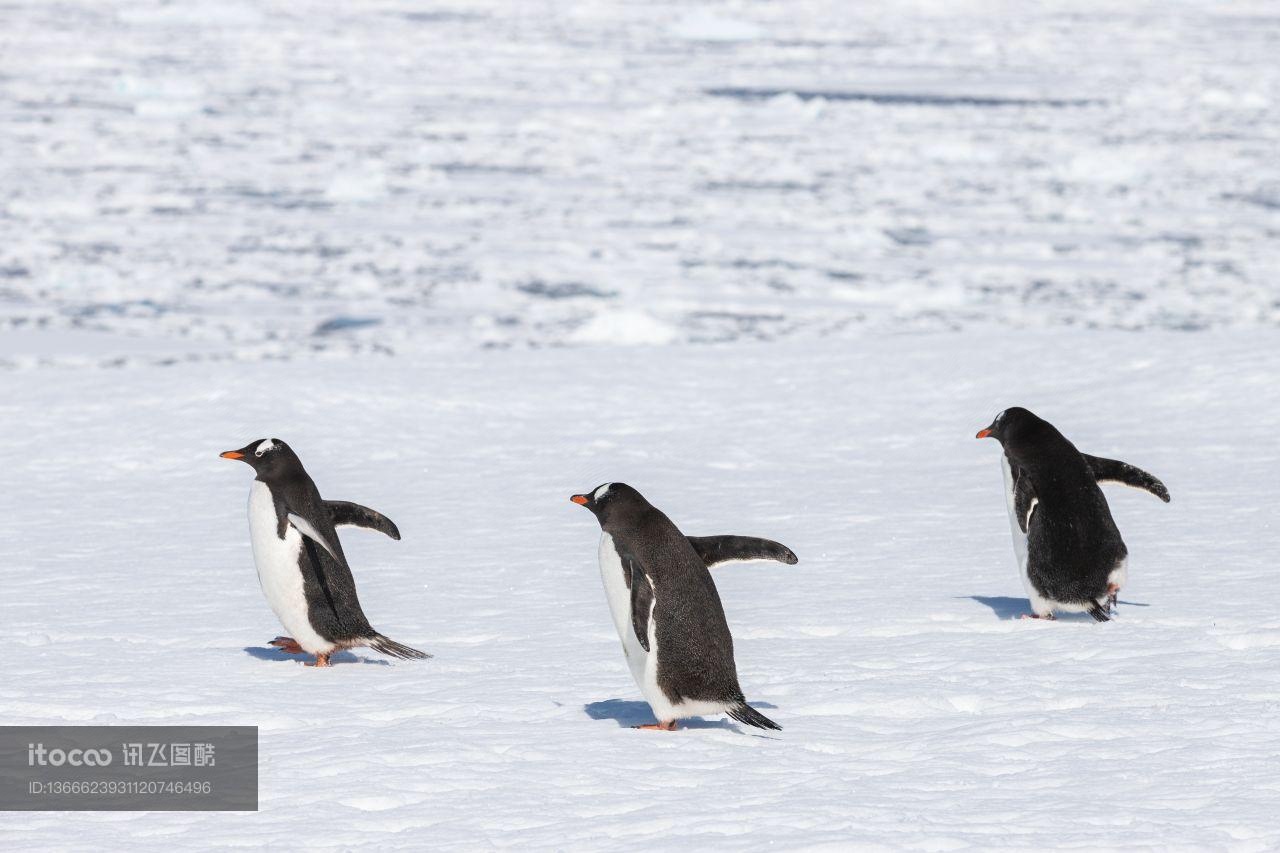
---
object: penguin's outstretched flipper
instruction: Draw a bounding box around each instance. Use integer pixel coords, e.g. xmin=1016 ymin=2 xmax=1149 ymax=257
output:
xmin=367 ymin=634 xmax=431 ymax=660
xmin=1082 ymin=454 xmax=1171 ymax=502
xmin=727 ymin=701 xmax=782 ymax=731
xmin=687 ymin=535 xmax=798 ymax=568
xmin=326 ymin=500 xmax=402 ymax=540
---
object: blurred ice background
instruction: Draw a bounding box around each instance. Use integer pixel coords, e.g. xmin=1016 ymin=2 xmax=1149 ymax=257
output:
xmin=1 ymin=1 xmax=1277 ymax=365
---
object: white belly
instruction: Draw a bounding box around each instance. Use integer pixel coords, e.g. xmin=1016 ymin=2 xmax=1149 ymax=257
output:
xmin=248 ymin=481 xmax=333 ymax=654
xmin=599 ymin=533 xmax=647 ymax=689
xmin=1001 ymin=456 xmax=1038 ymax=600
xmin=1001 ymin=456 xmax=1028 ymax=572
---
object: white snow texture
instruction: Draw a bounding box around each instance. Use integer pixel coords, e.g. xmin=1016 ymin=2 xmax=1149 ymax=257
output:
xmin=5 ymin=334 xmax=1280 ymax=848
xmin=1 ymin=0 xmax=1279 ymax=366
xmin=2 ymin=0 xmax=1279 ymax=850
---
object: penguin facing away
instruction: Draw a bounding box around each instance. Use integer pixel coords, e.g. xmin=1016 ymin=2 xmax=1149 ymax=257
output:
xmin=571 ymin=483 xmax=785 ymax=731
xmin=976 ymin=408 xmax=1170 ymax=621
xmin=221 ymin=438 xmax=429 ymax=666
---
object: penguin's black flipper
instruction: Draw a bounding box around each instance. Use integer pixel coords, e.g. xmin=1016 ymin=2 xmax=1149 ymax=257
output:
xmin=1012 ymin=469 xmax=1037 ymax=534
xmin=1085 ymin=602 xmax=1111 ymax=622
xmin=625 ymin=556 xmax=653 ymax=652
xmin=1081 ymin=454 xmax=1171 ymax=502
xmin=687 ymin=535 xmax=798 ymax=568
xmin=287 ymin=512 xmax=343 ymax=562
xmin=727 ymin=701 xmax=782 ymax=731
xmin=326 ymin=500 xmax=402 ymax=540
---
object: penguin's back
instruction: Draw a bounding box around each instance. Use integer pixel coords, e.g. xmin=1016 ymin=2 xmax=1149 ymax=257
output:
xmin=626 ymin=512 xmax=744 ymax=706
xmin=1025 ymin=472 xmax=1127 ymax=603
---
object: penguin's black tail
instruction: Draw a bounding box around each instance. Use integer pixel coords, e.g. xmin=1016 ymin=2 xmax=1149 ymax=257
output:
xmin=368 ymin=634 xmax=432 ymax=660
xmin=727 ymin=702 xmax=782 ymax=731
xmin=1085 ymin=602 xmax=1111 ymax=623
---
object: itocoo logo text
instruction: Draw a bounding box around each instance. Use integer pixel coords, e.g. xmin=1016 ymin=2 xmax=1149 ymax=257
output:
xmin=27 ymin=743 xmax=113 ymax=767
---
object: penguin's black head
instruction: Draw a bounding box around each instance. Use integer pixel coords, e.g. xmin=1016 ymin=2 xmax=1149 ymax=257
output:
xmin=976 ymin=407 xmax=1044 ymax=452
xmin=569 ymin=482 xmax=648 ymax=528
xmin=220 ymin=438 xmax=302 ymax=481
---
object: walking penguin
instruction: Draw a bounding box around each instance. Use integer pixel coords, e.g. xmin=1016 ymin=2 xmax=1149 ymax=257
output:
xmin=571 ymin=482 xmax=789 ymax=730
xmin=221 ymin=438 xmax=429 ymax=665
xmin=977 ymin=408 xmax=1170 ymax=620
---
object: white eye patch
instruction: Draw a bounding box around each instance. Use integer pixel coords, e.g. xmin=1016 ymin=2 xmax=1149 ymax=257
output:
xmin=255 ymin=439 xmax=276 ymax=457
xmin=593 ymin=483 xmax=612 ymax=501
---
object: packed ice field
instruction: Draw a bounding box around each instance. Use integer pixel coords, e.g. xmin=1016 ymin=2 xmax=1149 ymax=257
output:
xmin=2 ymin=0 xmax=1279 ymax=366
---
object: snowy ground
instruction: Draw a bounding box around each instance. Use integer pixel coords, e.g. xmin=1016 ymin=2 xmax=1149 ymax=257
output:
xmin=3 ymin=0 xmax=1280 ymax=364
xmin=3 ymin=331 xmax=1279 ymax=849
xmin=3 ymin=0 xmax=1278 ymax=847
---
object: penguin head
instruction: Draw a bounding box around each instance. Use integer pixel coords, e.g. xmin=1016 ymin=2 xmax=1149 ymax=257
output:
xmin=975 ymin=407 xmax=1044 ymax=453
xmin=569 ymin=482 xmax=648 ymax=528
xmin=219 ymin=438 xmax=302 ymax=481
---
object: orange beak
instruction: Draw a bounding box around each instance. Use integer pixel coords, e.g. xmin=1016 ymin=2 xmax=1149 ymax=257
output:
xmin=570 ymin=494 xmax=589 ymax=505
xmin=975 ymin=429 xmax=993 ymax=439
xmin=220 ymin=450 xmax=244 ymax=460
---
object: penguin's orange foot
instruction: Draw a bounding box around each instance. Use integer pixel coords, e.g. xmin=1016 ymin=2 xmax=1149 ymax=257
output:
xmin=269 ymin=637 xmax=305 ymax=655
xmin=633 ymin=721 xmax=678 ymax=731
xmin=305 ymin=652 xmax=332 ymax=668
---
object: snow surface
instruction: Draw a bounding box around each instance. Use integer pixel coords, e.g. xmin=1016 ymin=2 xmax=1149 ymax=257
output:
xmin=2 ymin=0 xmax=1279 ymax=364
xmin=3 ymin=331 xmax=1280 ymax=848
xmin=3 ymin=0 xmax=1279 ymax=847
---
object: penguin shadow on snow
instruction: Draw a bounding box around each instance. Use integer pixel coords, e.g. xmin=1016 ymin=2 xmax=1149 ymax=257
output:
xmin=962 ymin=595 xmax=1150 ymax=622
xmin=584 ymin=699 xmax=779 ymax=733
xmin=242 ymin=646 xmax=392 ymax=666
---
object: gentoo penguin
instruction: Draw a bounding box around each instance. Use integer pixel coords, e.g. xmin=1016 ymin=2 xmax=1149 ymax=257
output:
xmin=589 ymin=498 xmax=797 ymax=720
xmin=220 ymin=438 xmax=429 ymax=666
xmin=571 ymin=483 xmax=786 ymax=731
xmin=977 ymin=408 xmax=1170 ymax=621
